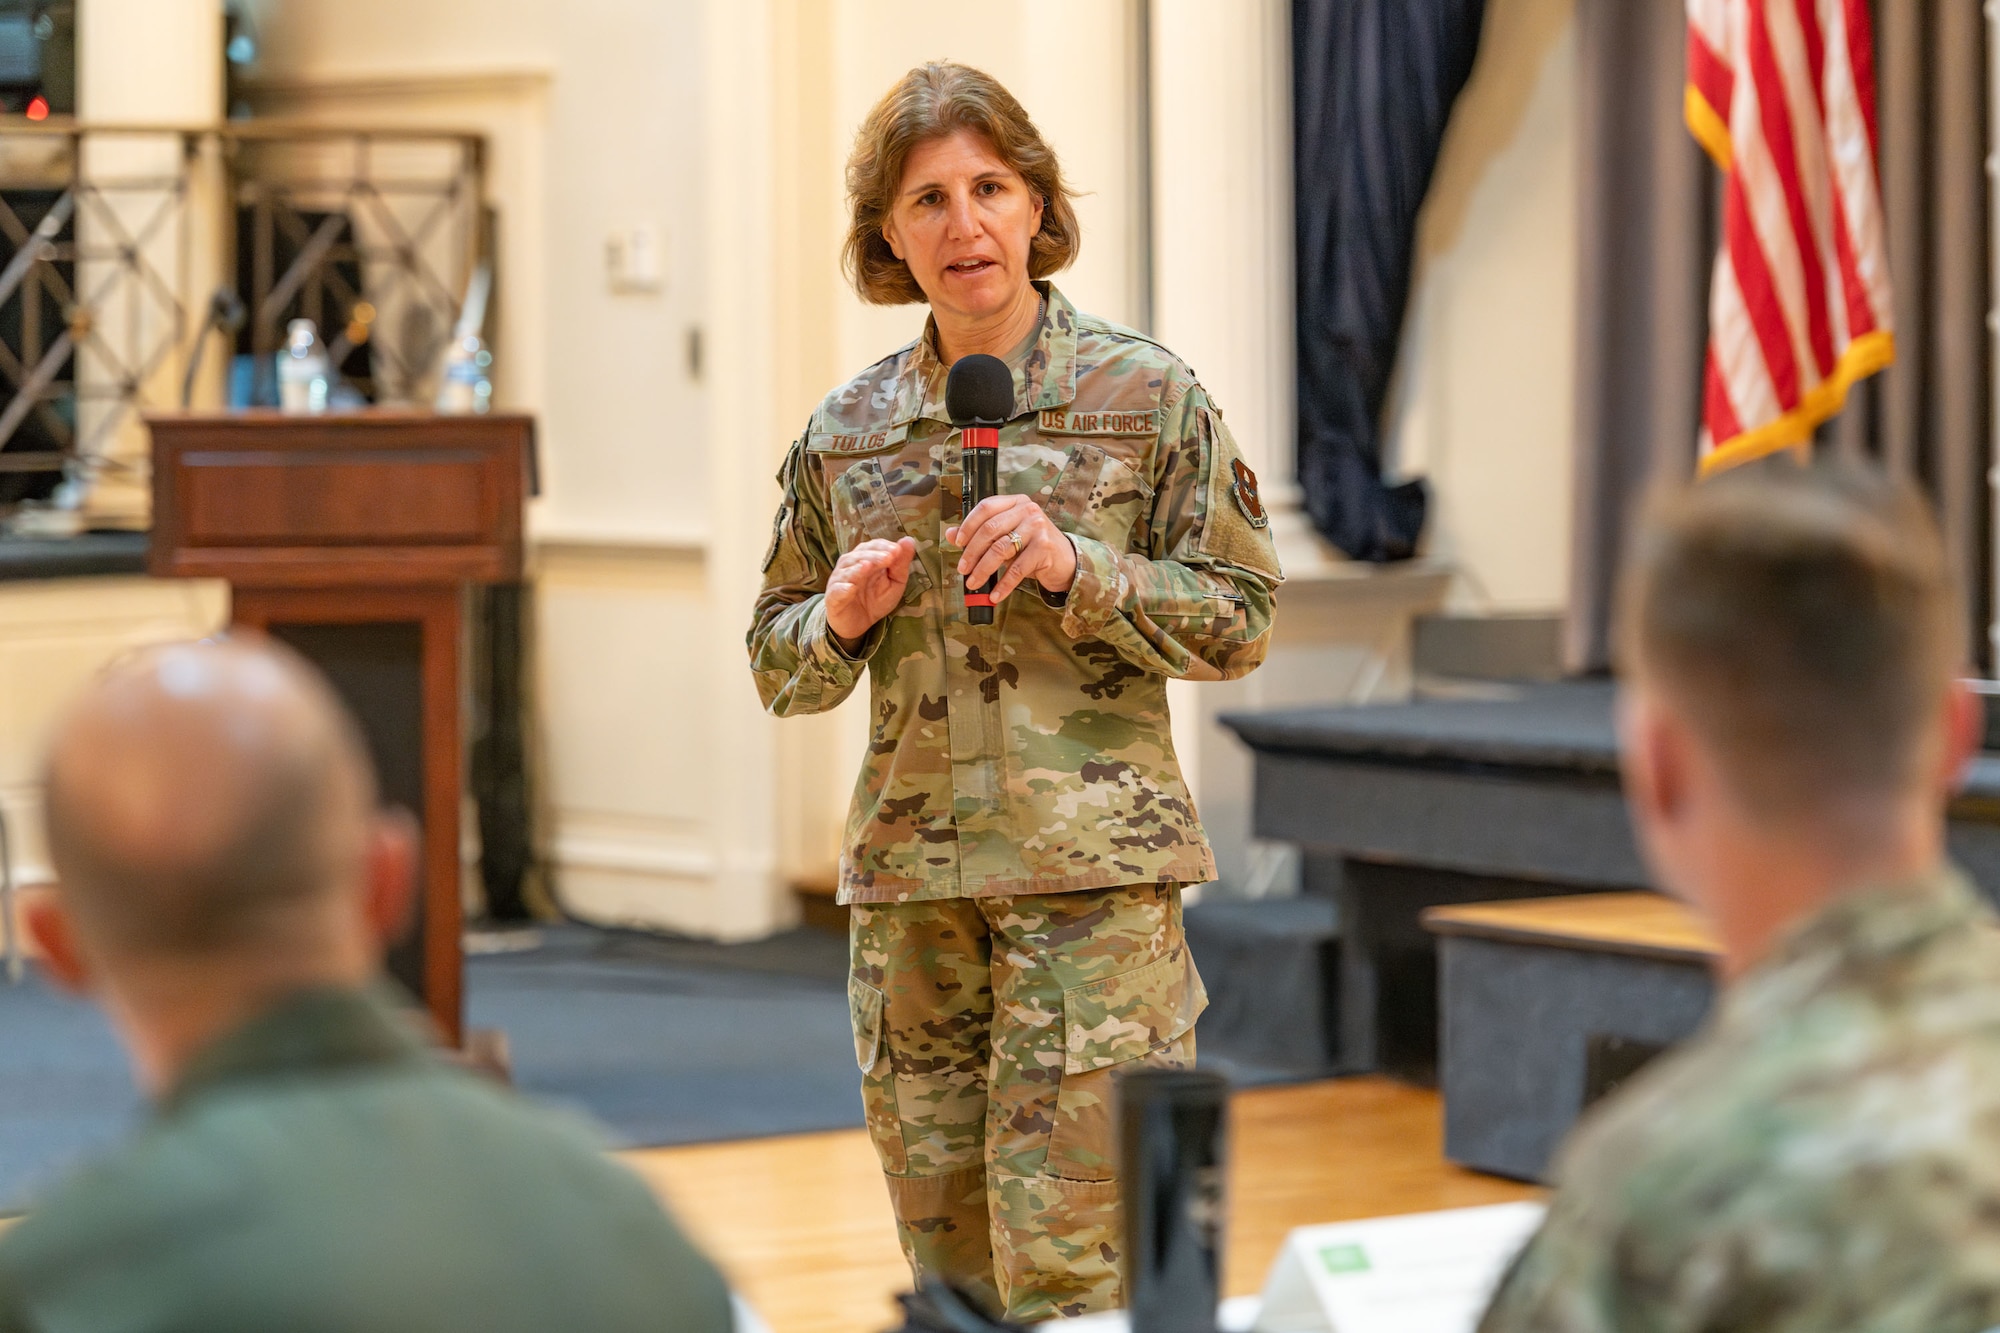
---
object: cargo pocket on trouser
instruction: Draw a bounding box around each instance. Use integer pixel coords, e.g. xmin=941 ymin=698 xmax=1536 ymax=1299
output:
xmin=989 ymin=944 xmax=1209 ymax=1323
xmin=849 ymin=975 xmax=908 ymax=1175
xmin=852 ymin=938 xmax=999 ymax=1315
xmin=1050 ymin=944 xmax=1208 ymax=1180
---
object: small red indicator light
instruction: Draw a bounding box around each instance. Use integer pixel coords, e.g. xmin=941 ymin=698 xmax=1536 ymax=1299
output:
xmin=25 ymin=96 xmax=48 ymax=122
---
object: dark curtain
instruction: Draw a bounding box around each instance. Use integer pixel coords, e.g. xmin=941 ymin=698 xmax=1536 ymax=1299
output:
xmin=1824 ymin=0 xmax=1993 ymax=672
xmin=1292 ymin=0 xmax=1488 ymax=562
xmin=470 ymin=583 xmax=536 ymax=922
xmin=1564 ymin=0 xmax=1992 ymax=674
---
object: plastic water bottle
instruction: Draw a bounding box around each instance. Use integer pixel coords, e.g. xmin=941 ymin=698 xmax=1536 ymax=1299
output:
xmin=435 ymin=333 xmax=493 ymax=414
xmin=277 ymin=318 xmax=330 ymax=414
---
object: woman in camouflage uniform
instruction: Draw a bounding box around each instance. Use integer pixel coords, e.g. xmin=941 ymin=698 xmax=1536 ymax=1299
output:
xmin=747 ymin=61 xmax=1282 ymax=1322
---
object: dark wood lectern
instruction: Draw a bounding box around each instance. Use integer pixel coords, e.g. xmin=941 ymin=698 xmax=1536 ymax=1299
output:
xmin=147 ymin=410 xmax=534 ymax=1043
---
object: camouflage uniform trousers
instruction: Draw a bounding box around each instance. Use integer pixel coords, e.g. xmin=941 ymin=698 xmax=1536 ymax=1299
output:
xmin=848 ymin=882 xmax=1207 ymax=1323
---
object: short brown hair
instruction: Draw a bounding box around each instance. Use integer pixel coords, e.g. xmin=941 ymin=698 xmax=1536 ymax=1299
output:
xmin=1619 ymin=461 xmax=1964 ymax=815
xmin=843 ymin=62 xmax=1080 ymax=305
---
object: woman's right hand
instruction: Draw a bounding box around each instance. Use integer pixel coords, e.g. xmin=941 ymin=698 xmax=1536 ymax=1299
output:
xmin=826 ymin=537 xmax=918 ymax=648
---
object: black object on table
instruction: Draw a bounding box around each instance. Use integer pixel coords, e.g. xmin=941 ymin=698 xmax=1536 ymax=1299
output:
xmin=1121 ymin=1067 xmax=1229 ymax=1333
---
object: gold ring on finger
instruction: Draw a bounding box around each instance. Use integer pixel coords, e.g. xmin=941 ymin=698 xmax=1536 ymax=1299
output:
xmin=1007 ymin=530 xmax=1025 ymax=556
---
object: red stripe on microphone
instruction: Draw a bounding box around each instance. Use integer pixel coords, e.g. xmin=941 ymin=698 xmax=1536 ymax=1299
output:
xmin=963 ymin=426 xmax=998 ymax=450
xmin=965 ymin=593 xmax=994 ymax=608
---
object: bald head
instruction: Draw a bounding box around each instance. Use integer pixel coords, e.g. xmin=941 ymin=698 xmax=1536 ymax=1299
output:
xmin=42 ymin=637 xmax=380 ymax=961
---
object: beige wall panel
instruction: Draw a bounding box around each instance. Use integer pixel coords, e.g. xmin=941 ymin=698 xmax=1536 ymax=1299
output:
xmin=253 ymin=0 xmax=765 ymax=934
xmin=248 ymin=0 xmax=556 ymax=80
xmin=252 ymin=0 xmax=711 ymax=545
xmin=80 ymin=0 xmax=221 ymax=122
xmin=0 ymin=578 xmax=229 ymax=883
xmin=1384 ymin=0 xmax=1578 ymax=613
xmin=535 ymin=545 xmax=745 ymax=933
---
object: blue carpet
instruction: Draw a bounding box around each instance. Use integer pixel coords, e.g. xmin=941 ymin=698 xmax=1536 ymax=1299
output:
xmin=464 ymin=925 xmax=861 ymax=1149
xmin=0 ymin=925 xmax=863 ymax=1214
xmin=0 ymin=979 xmax=140 ymax=1213
xmin=0 ymin=922 xmax=1303 ymax=1215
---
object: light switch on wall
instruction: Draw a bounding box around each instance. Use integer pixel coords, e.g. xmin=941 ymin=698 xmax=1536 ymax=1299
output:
xmin=605 ymin=224 xmax=665 ymax=294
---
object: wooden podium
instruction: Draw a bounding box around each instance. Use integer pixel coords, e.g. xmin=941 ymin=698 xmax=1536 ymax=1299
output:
xmin=147 ymin=410 xmax=535 ymax=1043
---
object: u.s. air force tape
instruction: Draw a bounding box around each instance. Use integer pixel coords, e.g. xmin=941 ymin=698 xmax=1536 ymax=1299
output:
xmin=1037 ymin=408 xmax=1159 ymax=437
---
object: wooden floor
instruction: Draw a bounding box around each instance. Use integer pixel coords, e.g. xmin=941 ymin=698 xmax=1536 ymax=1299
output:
xmin=621 ymin=1078 xmax=1541 ymax=1333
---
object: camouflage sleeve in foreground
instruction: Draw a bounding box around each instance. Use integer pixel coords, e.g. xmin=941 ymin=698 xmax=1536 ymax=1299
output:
xmin=1059 ymin=382 xmax=1283 ymax=683
xmin=1479 ymin=1138 xmax=2000 ymax=1333
xmin=745 ymin=426 xmax=877 ymax=717
xmin=1479 ymin=869 xmax=2000 ymax=1333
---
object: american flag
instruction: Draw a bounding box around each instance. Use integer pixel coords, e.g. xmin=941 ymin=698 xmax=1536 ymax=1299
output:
xmin=1686 ymin=0 xmax=1895 ymax=474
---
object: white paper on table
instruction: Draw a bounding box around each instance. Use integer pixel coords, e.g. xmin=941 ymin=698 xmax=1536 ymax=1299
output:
xmin=1250 ymin=1201 xmax=1546 ymax=1333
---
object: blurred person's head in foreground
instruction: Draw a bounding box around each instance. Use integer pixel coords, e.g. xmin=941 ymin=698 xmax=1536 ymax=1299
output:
xmin=4 ymin=635 xmax=737 ymax=1333
xmin=1615 ymin=458 xmax=1979 ymax=972
xmin=27 ymin=634 xmax=415 ymax=1095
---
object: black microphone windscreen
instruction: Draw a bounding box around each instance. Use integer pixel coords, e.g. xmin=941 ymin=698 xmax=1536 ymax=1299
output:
xmin=945 ymin=354 xmax=1014 ymax=427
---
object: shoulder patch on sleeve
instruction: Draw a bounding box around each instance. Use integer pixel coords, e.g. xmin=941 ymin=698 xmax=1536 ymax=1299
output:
xmin=1230 ymin=458 xmax=1269 ymax=528
xmin=1197 ymin=410 xmax=1283 ymax=582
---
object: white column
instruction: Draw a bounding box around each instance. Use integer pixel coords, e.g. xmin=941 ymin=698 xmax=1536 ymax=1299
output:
xmin=75 ymin=0 xmax=224 ymax=528
xmin=79 ymin=0 xmax=220 ymax=122
xmin=701 ymin=0 xmax=791 ymax=937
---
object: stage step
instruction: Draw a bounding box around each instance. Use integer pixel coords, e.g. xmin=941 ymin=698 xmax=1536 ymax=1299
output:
xmin=1424 ymin=893 xmax=1717 ymax=1182
xmin=1184 ymin=895 xmax=1340 ymax=1078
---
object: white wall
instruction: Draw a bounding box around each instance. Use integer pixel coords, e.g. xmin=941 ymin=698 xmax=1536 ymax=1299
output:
xmin=1384 ymin=0 xmax=1578 ymax=614
xmin=0 ymin=579 xmax=229 ymax=888
xmin=251 ymin=0 xmax=744 ymax=932
xmin=250 ymin=0 xmax=708 ymax=543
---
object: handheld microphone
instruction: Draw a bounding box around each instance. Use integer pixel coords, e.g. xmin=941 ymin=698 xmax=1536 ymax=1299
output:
xmin=945 ymin=354 xmax=1014 ymax=626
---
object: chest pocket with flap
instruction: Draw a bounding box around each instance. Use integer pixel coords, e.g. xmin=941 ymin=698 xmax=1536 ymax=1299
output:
xmin=814 ymin=433 xmax=933 ymax=599
xmin=1042 ymin=440 xmax=1153 ymax=552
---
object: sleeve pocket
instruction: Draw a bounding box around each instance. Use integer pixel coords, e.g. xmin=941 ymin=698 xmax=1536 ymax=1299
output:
xmin=1062 ymin=946 xmax=1209 ymax=1076
xmin=849 ymin=976 xmax=887 ymax=1074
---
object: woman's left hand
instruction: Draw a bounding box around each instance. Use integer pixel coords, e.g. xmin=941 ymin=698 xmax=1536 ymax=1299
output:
xmin=948 ymin=495 xmax=1078 ymax=603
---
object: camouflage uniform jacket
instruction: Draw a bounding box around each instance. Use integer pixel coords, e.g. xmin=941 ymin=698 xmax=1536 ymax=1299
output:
xmin=1480 ymin=864 xmax=2000 ymax=1333
xmin=748 ymin=284 xmax=1283 ymax=904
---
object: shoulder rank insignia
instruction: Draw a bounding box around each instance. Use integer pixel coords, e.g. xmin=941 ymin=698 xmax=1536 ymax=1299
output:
xmin=1231 ymin=458 xmax=1268 ymax=529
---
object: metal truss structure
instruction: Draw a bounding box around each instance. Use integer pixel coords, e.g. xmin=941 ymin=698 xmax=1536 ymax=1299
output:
xmin=0 ymin=121 xmax=486 ymax=502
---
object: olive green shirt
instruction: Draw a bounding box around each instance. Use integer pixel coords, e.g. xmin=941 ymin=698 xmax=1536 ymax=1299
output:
xmin=0 ymin=986 xmax=731 ymax=1333
xmin=748 ymin=283 xmax=1284 ymax=904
